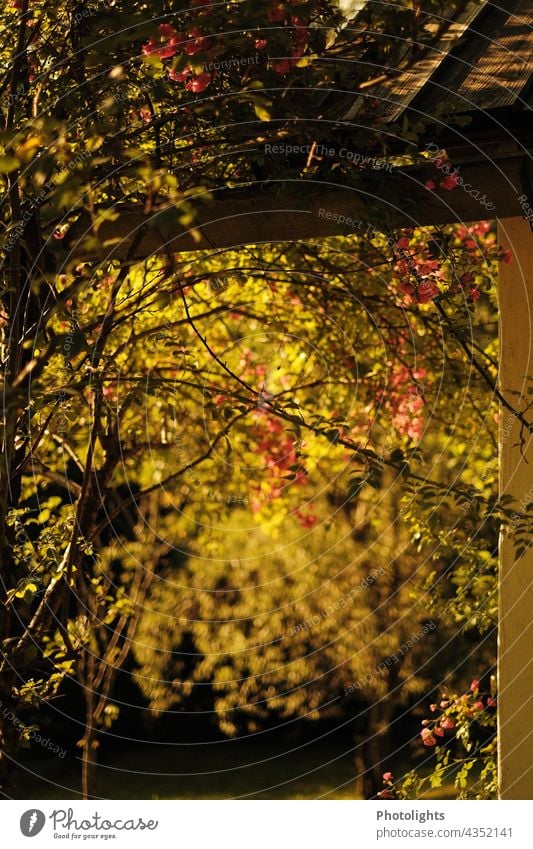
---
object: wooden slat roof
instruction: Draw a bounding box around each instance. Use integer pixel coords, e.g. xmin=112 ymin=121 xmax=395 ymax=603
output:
xmin=343 ymin=0 xmax=533 ymax=125
xmin=65 ymin=2 xmax=533 ymax=260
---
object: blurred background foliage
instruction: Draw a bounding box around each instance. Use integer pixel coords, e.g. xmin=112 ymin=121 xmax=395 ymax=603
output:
xmin=4 ymin=224 xmax=500 ymax=799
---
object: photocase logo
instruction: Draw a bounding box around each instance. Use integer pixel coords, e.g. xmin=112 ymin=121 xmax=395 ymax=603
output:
xmin=20 ymin=810 xmax=46 ymax=837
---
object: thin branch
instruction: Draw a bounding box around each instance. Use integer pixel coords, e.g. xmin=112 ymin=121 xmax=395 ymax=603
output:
xmin=434 ymin=299 xmax=532 ymax=435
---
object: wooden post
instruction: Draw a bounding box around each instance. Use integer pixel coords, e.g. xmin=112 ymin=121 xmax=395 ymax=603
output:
xmin=498 ymin=216 xmax=533 ymax=799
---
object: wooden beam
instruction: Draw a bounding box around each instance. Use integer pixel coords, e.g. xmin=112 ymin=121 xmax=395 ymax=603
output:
xmin=63 ymin=153 xmax=531 ymax=261
xmin=498 ymin=216 xmax=533 ymax=799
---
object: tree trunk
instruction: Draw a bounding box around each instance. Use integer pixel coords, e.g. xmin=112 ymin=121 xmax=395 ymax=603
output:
xmin=81 ymin=652 xmax=98 ymax=799
xmin=81 ymin=736 xmax=98 ymax=800
xmin=354 ymin=701 xmax=392 ymax=799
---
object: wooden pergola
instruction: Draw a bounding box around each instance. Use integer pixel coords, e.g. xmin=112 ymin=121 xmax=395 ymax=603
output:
xmin=66 ymin=0 xmax=533 ymax=798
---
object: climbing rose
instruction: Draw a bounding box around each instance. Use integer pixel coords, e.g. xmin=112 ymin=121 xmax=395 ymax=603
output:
xmin=159 ymin=23 xmax=177 ymax=39
xmin=272 ymin=59 xmax=292 ymax=74
xmin=383 ymin=772 xmax=393 ymax=781
xmin=417 ymin=281 xmax=439 ymax=303
xmin=421 ymin=728 xmax=437 ymax=746
xmin=169 ymin=67 xmax=191 ymax=82
xmin=268 ymin=5 xmax=287 ymax=21
xmin=142 ymin=31 xmax=181 ymax=59
xmin=440 ymin=172 xmax=460 ymax=191
xmin=185 ymin=28 xmax=213 ymax=55
xmin=142 ymin=38 xmax=159 ymax=55
xmin=294 ymin=508 xmax=317 ymax=528
xmin=292 ymin=16 xmax=309 ymax=49
xmin=185 ymin=72 xmax=213 ymax=92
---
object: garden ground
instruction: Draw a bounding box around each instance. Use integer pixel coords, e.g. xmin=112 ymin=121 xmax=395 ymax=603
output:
xmin=11 ymin=743 xmax=456 ymax=800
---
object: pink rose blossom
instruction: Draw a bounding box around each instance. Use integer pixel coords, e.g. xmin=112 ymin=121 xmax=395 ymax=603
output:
xmin=185 ymin=29 xmax=213 ymax=56
xmin=417 ymin=281 xmax=439 ymax=304
xmin=185 ymin=72 xmax=213 ymax=92
xmin=440 ymin=172 xmax=460 ymax=191
xmin=159 ymin=23 xmax=177 ymax=39
xmin=272 ymin=59 xmax=292 ymax=74
xmin=421 ymin=728 xmax=437 ymax=746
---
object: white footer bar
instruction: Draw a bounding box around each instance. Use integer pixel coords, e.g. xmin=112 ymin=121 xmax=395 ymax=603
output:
xmin=3 ymin=800 xmax=529 ymax=848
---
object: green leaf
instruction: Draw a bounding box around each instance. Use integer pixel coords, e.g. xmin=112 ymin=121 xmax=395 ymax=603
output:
xmin=0 ymin=154 xmax=20 ymax=173
xmin=253 ymin=100 xmax=273 ymax=122
xmin=15 ymin=581 xmax=39 ymax=600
